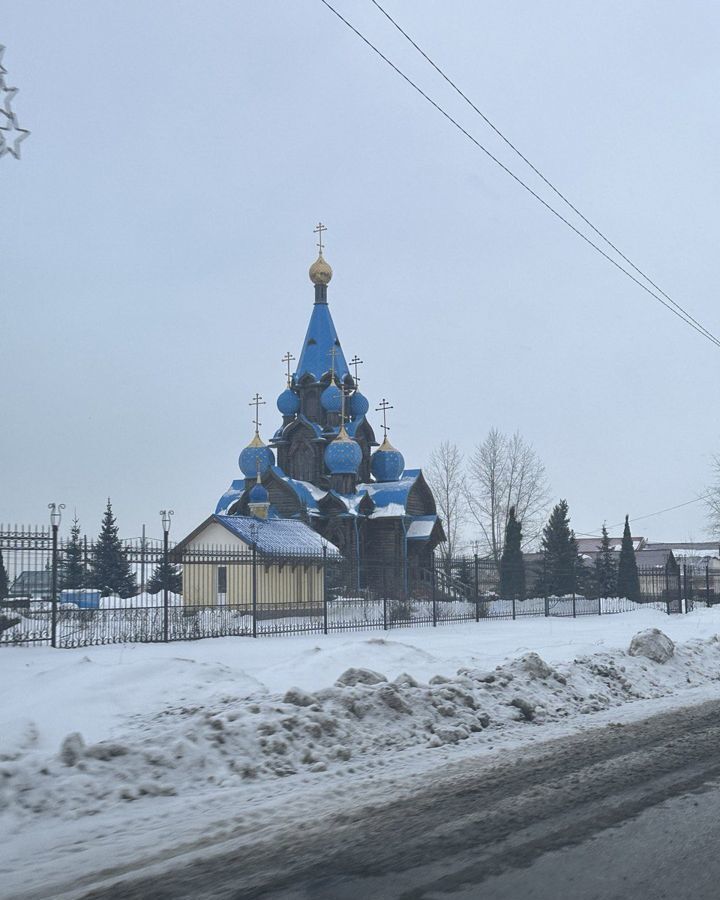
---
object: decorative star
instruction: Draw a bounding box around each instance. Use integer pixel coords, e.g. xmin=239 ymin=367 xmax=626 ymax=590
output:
xmin=0 ymin=111 xmax=30 ymax=159
xmin=2 ymin=85 xmax=18 ymax=116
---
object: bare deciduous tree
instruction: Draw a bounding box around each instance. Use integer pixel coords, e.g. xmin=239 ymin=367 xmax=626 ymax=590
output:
xmin=466 ymin=428 xmax=550 ymax=567
xmin=707 ymin=455 xmax=720 ymax=537
xmin=426 ymin=441 xmax=467 ymax=564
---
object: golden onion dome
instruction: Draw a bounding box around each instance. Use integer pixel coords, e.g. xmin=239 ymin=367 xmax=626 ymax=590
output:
xmin=309 ymin=253 xmax=333 ymax=286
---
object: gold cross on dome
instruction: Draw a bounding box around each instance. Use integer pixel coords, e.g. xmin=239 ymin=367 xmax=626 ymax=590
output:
xmin=314 ymin=221 xmax=327 ymax=256
xmin=350 ymin=355 xmax=363 ymax=384
xmin=328 ymin=345 xmax=339 ymax=382
xmin=375 ymin=398 xmax=393 ymax=439
xmin=249 ymin=392 xmax=266 ymax=433
xmin=282 ymin=351 xmax=295 ymax=386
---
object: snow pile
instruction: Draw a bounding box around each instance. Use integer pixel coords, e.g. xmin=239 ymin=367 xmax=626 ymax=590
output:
xmin=2 ymin=629 xmax=720 ymax=827
xmin=628 ymin=628 xmax=675 ymax=663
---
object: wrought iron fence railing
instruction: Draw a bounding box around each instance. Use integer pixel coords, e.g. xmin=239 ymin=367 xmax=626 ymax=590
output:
xmin=1 ymin=526 xmax=715 ymax=648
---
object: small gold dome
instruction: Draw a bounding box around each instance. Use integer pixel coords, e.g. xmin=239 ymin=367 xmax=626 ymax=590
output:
xmin=309 ymin=254 xmax=333 ymax=285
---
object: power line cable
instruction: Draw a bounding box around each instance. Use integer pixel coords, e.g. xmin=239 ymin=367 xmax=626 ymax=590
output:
xmin=368 ymin=0 xmax=720 ymax=348
xmin=576 ymin=494 xmax=709 ymax=538
xmin=319 ymin=0 xmax=720 ymax=350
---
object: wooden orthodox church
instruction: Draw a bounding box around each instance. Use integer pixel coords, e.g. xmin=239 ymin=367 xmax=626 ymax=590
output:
xmin=215 ymin=226 xmax=445 ymax=591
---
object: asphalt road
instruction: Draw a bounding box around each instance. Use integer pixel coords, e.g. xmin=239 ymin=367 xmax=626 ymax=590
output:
xmin=81 ymin=698 xmax=720 ymax=900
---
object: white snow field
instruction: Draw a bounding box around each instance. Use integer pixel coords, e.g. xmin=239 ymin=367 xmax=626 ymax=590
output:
xmin=2 ymin=608 xmax=720 ymax=899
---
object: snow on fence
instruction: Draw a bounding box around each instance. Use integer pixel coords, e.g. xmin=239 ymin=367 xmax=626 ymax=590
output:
xmin=0 ymin=592 xmax=677 ymax=648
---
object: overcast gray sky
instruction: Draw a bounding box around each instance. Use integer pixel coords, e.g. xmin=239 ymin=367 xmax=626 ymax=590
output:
xmin=2 ymin=0 xmax=719 ymax=544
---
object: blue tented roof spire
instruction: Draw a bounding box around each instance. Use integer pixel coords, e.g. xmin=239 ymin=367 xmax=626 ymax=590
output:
xmin=295 ymin=276 xmax=349 ymax=383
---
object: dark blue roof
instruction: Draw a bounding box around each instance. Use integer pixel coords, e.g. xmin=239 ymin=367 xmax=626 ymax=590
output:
xmin=357 ymin=470 xmax=421 ymax=513
xmin=215 ymin=515 xmax=340 ymax=556
xmin=295 ymin=301 xmax=349 ymax=383
xmin=216 ymin=468 xmax=426 ymax=521
xmin=215 ymin=479 xmax=246 ymax=515
xmin=271 ymin=466 xmax=324 ymax=513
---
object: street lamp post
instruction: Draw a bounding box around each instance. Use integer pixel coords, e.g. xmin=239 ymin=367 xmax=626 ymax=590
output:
xmin=160 ymin=510 xmax=174 ymax=642
xmin=48 ymin=502 xmax=65 ymax=648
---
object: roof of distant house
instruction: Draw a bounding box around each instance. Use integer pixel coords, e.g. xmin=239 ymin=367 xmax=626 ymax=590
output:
xmin=576 ymin=536 xmax=646 ymax=554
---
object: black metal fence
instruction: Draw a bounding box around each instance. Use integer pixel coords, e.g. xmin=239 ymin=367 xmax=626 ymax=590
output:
xmin=2 ymin=526 xmax=717 ymax=648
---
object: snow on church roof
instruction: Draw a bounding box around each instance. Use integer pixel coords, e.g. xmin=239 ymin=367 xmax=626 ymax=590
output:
xmin=215 ymin=515 xmax=341 ymax=556
xmin=406 ymin=516 xmax=437 ymax=539
xmin=357 ymin=470 xmax=422 ymax=511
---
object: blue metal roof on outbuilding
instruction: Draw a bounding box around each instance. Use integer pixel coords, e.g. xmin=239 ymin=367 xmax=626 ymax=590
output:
xmin=215 ymin=515 xmax=341 ymax=557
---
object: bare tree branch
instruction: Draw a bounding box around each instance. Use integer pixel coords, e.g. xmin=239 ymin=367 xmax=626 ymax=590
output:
xmin=426 ymin=441 xmax=467 ymax=563
xmin=707 ymin=455 xmax=720 ymax=538
xmin=466 ymin=429 xmax=551 ymax=567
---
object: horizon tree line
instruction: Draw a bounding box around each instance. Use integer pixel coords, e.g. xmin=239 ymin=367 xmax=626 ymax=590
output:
xmin=425 ymin=428 xmax=644 ymax=600
xmin=498 ymin=501 xmax=641 ymax=601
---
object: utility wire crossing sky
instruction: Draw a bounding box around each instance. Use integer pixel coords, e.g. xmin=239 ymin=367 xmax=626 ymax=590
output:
xmin=321 ymin=0 xmax=720 ymax=350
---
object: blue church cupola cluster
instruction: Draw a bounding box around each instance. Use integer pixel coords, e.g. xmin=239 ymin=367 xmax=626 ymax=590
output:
xmin=216 ymin=224 xmax=445 ymax=587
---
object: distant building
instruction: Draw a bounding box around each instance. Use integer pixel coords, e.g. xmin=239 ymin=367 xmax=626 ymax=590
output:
xmin=644 ymin=542 xmax=720 ymax=573
xmin=9 ymin=570 xmax=52 ymax=599
xmin=576 ymin=536 xmax=647 ymax=556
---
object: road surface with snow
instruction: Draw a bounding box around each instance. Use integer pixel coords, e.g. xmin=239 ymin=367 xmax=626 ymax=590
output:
xmin=2 ymin=609 xmax=720 ymax=898
xmin=78 ymin=696 xmax=720 ymax=899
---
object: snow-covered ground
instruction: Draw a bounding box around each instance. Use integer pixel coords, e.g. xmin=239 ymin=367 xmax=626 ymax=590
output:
xmin=2 ymin=608 xmax=720 ymax=899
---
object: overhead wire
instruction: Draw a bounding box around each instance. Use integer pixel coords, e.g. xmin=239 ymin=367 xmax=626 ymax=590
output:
xmin=318 ymin=0 xmax=720 ymax=350
xmin=368 ymin=0 xmax=720 ymax=348
xmin=576 ymin=495 xmax=709 ymax=538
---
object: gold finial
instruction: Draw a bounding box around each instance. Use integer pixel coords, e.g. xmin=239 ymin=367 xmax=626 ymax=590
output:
xmin=309 ymin=222 xmax=333 ymax=285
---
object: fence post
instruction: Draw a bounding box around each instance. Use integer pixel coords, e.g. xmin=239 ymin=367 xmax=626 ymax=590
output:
xmin=251 ymin=542 xmax=258 ymax=638
xmin=322 ymin=545 xmax=328 ymax=635
xmin=598 ymin=595 xmax=602 ymax=616
xmin=512 ymin=595 xmax=516 ymax=621
xmin=543 ymin=557 xmax=549 ymax=617
xmin=383 ymin=595 xmax=387 ymax=631
xmin=49 ymin=508 xmax=62 ymax=649
xmin=707 ymin=563 xmax=711 ymax=608
xmin=474 ymin=553 xmax=479 ymax=622
xmin=431 ymin=561 xmax=437 ymax=627
xmin=572 ymin=588 xmax=576 ymax=619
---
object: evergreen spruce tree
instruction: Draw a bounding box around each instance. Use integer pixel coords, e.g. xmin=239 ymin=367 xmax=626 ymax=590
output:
xmin=90 ymin=500 xmax=137 ymax=598
xmin=59 ymin=515 xmax=87 ymax=590
xmin=0 ymin=550 xmax=9 ymax=600
xmin=594 ymin=523 xmax=617 ymax=598
xmin=617 ymin=515 xmax=641 ymax=602
xmin=147 ymin=559 xmax=182 ymax=595
xmin=541 ymin=499 xmax=580 ymax=596
xmin=499 ymin=506 xmax=525 ymax=600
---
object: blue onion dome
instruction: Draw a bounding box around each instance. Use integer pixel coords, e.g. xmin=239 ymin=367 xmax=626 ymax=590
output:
xmin=277 ymin=387 xmax=300 ymax=415
xmin=349 ymin=390 xmax=369 ymax=419
xmin=248 ymin=480 xmax=269 ymax=504
xmin=320 ymin=382 xmax=343 ymax=412
xmin=324 ymin=426 xmax=362 ymax=475
xmin=370 ymin=436 xmax=405 ymax=482
xmin=238 ymin=432 xmax=275 ymax=478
